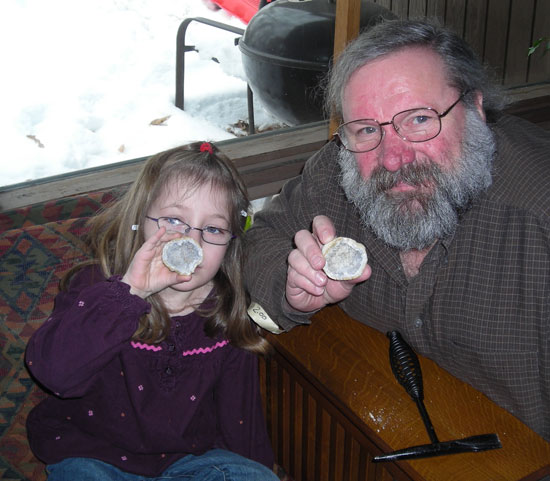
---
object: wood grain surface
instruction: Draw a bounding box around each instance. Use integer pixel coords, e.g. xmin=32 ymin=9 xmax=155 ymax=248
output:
xmin=266 ymin=305 xmax=550 ymax=481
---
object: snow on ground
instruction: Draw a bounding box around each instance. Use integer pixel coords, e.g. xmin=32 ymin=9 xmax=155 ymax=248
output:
xmin=1 ymin=0 xmax=283 ymax=187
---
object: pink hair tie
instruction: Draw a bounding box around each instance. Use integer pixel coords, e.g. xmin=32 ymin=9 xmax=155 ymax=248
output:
xmin=200 ymin=142 xmax=213 ymax=154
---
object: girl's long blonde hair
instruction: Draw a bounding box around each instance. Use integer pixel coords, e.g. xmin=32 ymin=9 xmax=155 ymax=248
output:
xmin=63 ymin=142 xmax=269 ymax=353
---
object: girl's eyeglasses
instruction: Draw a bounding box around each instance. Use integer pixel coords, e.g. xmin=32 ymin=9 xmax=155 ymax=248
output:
xmin=145 ymin=216 xmax=234 ymax=245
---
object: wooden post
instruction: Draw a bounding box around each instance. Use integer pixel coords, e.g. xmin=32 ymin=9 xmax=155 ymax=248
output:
xmin=329 ymin=0 xmax=361 ymax=135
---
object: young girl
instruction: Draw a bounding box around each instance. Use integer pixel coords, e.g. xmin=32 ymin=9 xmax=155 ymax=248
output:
xmin=25 ymin=142 xmax=279 ymax=481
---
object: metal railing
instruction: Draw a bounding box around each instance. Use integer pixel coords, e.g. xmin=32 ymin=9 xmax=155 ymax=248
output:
xmin=174 ymin=17 xmax=256 ymax=134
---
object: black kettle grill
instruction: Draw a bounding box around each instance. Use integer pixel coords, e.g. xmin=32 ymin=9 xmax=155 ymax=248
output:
xmin=239 ymin=0 xmax=395 ymax=125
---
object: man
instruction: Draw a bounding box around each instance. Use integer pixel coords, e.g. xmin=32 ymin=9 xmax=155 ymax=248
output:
xmin=244 ymin=19 xmax=550 ymax=441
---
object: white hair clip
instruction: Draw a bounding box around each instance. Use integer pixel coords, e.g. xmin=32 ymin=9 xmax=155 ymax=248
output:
xmin=240 ymin=210 xmax=248 ymax=217
xmin=131 ymin=224 xmax=139 ymax=231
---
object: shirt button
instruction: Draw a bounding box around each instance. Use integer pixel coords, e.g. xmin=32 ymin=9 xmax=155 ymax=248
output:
xmin=165 ymin=367 xmax=173 ymax=375
xmin=168 ymin=344 xmax=175 ymax=352
xmin=414 ymin=318 xmax=423 ymax=328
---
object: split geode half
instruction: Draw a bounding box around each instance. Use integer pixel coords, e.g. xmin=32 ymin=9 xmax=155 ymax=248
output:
xmin=162 ymin=237 xmax=203 ymax=275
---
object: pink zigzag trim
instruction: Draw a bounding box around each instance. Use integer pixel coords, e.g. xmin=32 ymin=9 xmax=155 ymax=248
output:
xmin=131 ymin=341 xmax=163 ymax=351
xmin=182 ymin=340 xmax=229 ymax=357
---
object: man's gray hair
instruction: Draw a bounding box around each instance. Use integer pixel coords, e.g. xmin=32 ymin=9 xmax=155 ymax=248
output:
xmin=324 ymin=18 xmax=506 ymax=121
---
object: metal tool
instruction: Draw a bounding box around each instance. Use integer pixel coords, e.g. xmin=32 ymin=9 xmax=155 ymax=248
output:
xmin=372 ymin=330 xmax=502 ymax=462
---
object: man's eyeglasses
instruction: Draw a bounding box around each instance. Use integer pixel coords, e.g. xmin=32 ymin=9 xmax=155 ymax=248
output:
xmin=146 ymin=216 xmax=235 ymax=245
xmin=335 ymin=91 xmax=468 ymax=153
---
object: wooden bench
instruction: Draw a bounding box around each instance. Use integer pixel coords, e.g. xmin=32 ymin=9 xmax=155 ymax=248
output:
xmin=262 ymin=305 xmax=550 ymax=481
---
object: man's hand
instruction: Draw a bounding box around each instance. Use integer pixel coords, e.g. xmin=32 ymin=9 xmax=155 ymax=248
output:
xmin=285 ymin=215 xmax=371 ymax=312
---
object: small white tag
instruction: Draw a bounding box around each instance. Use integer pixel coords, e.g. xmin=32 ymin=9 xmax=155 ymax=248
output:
xmin=248 ymin=302 xmax=284 ymax=334
xmin=131 ymin=224 xmax=139 ymax=231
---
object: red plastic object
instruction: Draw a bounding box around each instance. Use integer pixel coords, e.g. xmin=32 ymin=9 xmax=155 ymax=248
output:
xmin=211 ymin=0 xmax=261 ymax=24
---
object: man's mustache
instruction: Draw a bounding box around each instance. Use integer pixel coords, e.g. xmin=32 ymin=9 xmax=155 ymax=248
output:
xmin=371 ymin=162 xmax=441 ymax=194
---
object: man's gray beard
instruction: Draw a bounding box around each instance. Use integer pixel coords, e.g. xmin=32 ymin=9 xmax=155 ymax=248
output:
xmin=337 ymin=108 xmax=496 ymax=251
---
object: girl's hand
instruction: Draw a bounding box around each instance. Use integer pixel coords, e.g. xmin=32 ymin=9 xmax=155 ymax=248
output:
xmin=121 ymin=227 xmax=191 ymax=298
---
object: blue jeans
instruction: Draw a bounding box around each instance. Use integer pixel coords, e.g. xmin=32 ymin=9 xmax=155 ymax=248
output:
xmin=46 ymin=449 xmax=279 ymax=480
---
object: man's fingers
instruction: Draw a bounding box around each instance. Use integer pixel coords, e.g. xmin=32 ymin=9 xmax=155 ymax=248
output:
xmin=287 ymin=263 xmax=326 ymax=297
xmin=294 ymin=230 xmax=325 ymax=270
xmin=322 ymin=264 xmax=371 ymax=304
xmin=288 ymin=248 xmax=327 ymax=287
xmin=312 ymin=215 xmax=336 ymax=245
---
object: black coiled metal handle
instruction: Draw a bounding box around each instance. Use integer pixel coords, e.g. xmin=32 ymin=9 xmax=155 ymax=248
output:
xmin=387 ymin=331 xmax=439 ymax=443
xmin=387 ymin=330 xmax=423 ymax=401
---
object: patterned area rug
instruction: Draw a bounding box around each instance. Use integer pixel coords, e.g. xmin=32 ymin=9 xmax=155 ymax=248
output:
xmin=0 ymin=189 xmax=124 ymax=233
xmin=0 ymin=217 xmax=92 ymax=480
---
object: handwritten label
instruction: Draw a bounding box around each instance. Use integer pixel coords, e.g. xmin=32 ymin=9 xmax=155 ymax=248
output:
xmin=247 ymin=302 xmax=284 ymax=334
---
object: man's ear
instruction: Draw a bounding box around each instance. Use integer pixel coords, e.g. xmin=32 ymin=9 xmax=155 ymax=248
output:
xmin=473 ymin=90 xmax=486 ymax=121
